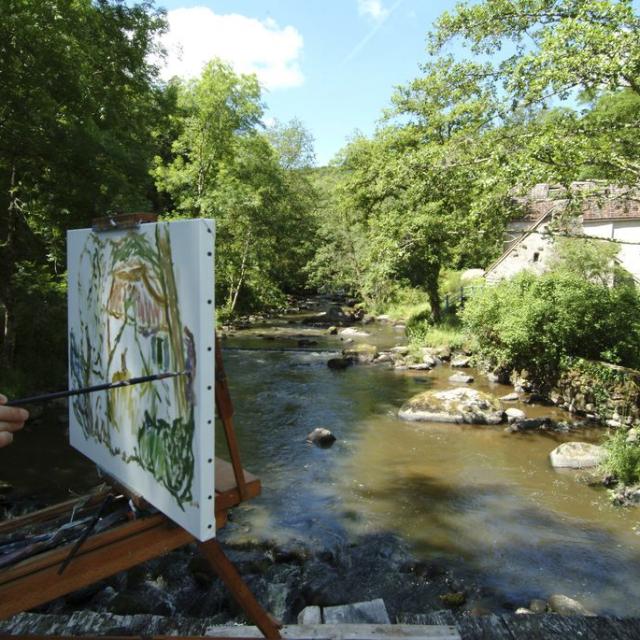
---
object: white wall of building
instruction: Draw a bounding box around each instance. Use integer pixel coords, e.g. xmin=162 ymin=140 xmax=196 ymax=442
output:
xmin=488 ymin=218 xmax=640 ymax=284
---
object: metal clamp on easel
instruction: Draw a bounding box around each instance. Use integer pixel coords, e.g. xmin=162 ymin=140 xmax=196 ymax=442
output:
xmin=92 ymin=211 xmax=158 ymax=232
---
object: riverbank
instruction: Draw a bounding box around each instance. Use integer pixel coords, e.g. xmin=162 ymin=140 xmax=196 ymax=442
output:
xmin=3 ymin=296 xmax=640 ymax=623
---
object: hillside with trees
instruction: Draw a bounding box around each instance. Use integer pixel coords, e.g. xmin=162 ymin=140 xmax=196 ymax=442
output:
xmin=2 ymin=0 xmax=640 ymax=397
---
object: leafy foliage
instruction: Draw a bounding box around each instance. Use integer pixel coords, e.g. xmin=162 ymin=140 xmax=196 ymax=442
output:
xmin=604 ymin=429 xmax=640 ymax=485
xmin=153 ymin=62 xmax=319 ymax=315
xmin=0 ymin=0 xmax=168 ymax=393
xmin=462 ymin=269 xmax=640 ymax=384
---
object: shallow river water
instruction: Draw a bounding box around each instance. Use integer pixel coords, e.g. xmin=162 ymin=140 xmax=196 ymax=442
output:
xmin=3 ymin=315 xmax=640 ymax=616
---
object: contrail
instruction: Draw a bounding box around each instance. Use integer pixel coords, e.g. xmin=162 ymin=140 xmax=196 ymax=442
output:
xmin=342 ymin=0 xmax=405 ymax=64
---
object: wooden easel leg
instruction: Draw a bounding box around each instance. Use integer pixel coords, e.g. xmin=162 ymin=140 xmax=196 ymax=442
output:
xmin=215 ymin=334 xmax=249 ymax=501
xmin=198 ymin=539 xmax=282 ymax=639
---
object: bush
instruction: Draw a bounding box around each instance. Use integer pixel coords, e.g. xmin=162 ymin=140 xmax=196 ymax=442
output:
xmin=407 ymin=313 xmax=473 ymax=351
xmin=603 ymin=429 xmax=640 ymax=485
xmin=462 ymin=270 xmax=640 ymax=385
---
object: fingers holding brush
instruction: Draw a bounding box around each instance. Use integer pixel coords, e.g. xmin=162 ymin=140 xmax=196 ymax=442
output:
xmin=0 ymin=395 xmax=29 ymax=448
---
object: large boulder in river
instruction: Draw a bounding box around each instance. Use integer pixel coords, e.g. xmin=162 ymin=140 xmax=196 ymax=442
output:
xmin=342 ymin=343 xmax=378 ymax=364
xmin=549 ymin=442 xmax=607 ymax=469
xmin=399 ymin=387 xmax=504 ymax=425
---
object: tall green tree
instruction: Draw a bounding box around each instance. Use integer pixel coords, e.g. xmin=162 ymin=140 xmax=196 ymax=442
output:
xmin=154 ymin=62 xmax=318 ymax=315
xmin=0 ymin=0 xmax=167 ymax=391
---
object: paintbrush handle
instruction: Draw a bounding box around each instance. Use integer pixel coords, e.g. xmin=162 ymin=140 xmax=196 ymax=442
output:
xmin=6 ymin=371 xmax=185 ymax=406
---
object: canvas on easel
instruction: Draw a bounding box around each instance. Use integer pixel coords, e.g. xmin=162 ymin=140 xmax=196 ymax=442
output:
xmin=67 ymin=218 xmax=216 ymax=541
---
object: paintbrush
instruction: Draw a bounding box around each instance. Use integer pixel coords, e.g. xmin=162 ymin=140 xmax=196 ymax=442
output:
xmin=5 ymin=371 xmax=190 ymax=406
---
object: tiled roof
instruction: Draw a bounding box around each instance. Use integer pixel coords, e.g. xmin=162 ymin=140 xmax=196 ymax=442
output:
xmin=515 ymin=183 xmax=640 ymax=222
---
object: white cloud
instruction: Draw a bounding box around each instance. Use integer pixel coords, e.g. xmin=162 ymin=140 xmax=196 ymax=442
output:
xmin=357 ymin=0 xmax=389 ymax=21
xmin=158 ymin=7 xmax=304 ymax=89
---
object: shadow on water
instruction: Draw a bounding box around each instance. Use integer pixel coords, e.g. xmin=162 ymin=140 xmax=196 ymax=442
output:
xmin=352 ymin=471 xmax=640 ymax=615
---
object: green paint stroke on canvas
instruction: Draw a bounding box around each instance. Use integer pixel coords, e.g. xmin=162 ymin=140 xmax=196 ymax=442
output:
xmin=70 ymin=225 xmax=196 ymax=509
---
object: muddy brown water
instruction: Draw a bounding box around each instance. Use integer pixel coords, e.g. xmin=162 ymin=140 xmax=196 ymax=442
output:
xmin=2 ymin=314 xmax=640 ymax=616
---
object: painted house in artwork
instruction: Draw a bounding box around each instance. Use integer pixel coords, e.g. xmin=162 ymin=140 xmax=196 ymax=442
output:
xmin=106 ymin=256 xmax=173 ymax=432
xmin=485 ymin=182 xmax=640 ymax=284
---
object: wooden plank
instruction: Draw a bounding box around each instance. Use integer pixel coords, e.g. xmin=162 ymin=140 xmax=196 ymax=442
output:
xmin=0 ymin=460 xmax=257 ymax=585
xmin=0 ymin=519 xmax=193 ymax=618
xmin=215 ymin=459 xmax=259 ymax=494
xmin=0 ymin=626 xmax=461 ymax=640
xmin=198 ymin=539 xmax=282 ymax=640
xmin=455 ymin=615 xmax=513 ymax=640
xmin=498 ymin=614 xmax=633 ymax=640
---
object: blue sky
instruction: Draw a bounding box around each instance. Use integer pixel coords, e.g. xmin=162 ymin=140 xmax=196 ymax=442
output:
xmin=155 ymin=1 xmax=465 ymax=165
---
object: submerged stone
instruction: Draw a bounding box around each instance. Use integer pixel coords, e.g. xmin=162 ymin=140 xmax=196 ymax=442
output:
xmin=449 ymin=372 xmax=474 ymax=384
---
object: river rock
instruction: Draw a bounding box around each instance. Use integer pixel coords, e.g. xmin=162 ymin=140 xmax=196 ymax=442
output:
xmin=391 ymin=345 xmax=410 ymax=355
xmin=361 ymin=314 xmax=375 ymax=325
xmin=612 ymin=484 xmax=640 ymax=506
xmin=500 ymin=392 xmax=520 ymax=402
xmin=306 ymin=428 xmax=336 ymax=447
xmin=548 ymin=594 xmax=595 ymax=616
xmin=505 ymin=408 xmax=526 ymax=423
xmin=327 ymin=305 xmax=352 ymax=323
xmin=423 ymin=354 xmax=439 ymax=368
xmin=408 ymin=363 xmax=432 ymax=371
xmin=627 ymin=428 xmax=640 ymax=444
xmin=327 ymin=357 xmax=352 ymax=370
xmin=434 ymin=346 xmax=451 ymax=361
xmin=342 ymin=343 xmax=378 ymax=363
xmin=339 ymin=327 xmax=370 ymax=338
xmin=451 ymin=355 xmax=471 ymax=368
xmin=297 ymin=606 xmax=322 ymax=624
xmin=327 ymin=326 xmax=338 ymax=335
xmin=399 ymin=387 xmax=504 ymax=425
xmin=324 ymin=599 xmax=391 ymax=624
xmin=449 ymin=372 xmax=474 ymax=384
xmin=529 ymin=598 xmax=548 ymax=613
xmin=549 ymin=442 xmax=607 ymax=469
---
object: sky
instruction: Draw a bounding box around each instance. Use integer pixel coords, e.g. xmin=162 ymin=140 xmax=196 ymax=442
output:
xmin=154 ymin=0 xmax=466 ymax=166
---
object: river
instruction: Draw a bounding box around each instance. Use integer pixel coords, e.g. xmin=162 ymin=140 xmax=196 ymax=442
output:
xmin=3 ymin=308 xmax=640 ymax=617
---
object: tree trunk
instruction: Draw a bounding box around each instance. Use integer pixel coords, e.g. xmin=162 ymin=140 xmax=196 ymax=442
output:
xmin=0 ymin=165 xmax=18 ymax=369
xmin=426 ymin=271 xmax=441 ymax=324
xmin=229 ymin=233 xmax=251 ymax=314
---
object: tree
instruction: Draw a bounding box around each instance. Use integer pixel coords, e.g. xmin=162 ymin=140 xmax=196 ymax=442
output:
xmin=267 ymin=118 xmax=316 ymax=171
xmin=153 ymin=60 xmax=263 ymax=218
xmin=309 ymin=57 xmax=516 ymax=319
xmin=430 ymin=0 xmax=640 ymax=185
xmin=0 ymin=0 xmax=167 ymax=392
xmin=154 ymin=62 xmax=319 ymax=315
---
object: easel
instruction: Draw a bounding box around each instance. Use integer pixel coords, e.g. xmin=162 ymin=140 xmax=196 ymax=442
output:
xmin=0 ymin=214 xmax=282 ymax=639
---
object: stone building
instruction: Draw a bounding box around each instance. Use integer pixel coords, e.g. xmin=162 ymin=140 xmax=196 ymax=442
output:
xmin=485 ymin=182 xmax=640 ymax=283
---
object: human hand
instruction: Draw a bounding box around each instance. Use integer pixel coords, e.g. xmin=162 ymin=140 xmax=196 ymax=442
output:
xmin=0 ymin=395 xmax=29 ymax=448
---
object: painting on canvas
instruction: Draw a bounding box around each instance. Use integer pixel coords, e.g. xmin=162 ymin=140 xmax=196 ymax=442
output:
xmin=67 ymin=218 xmax=216 ymax=541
